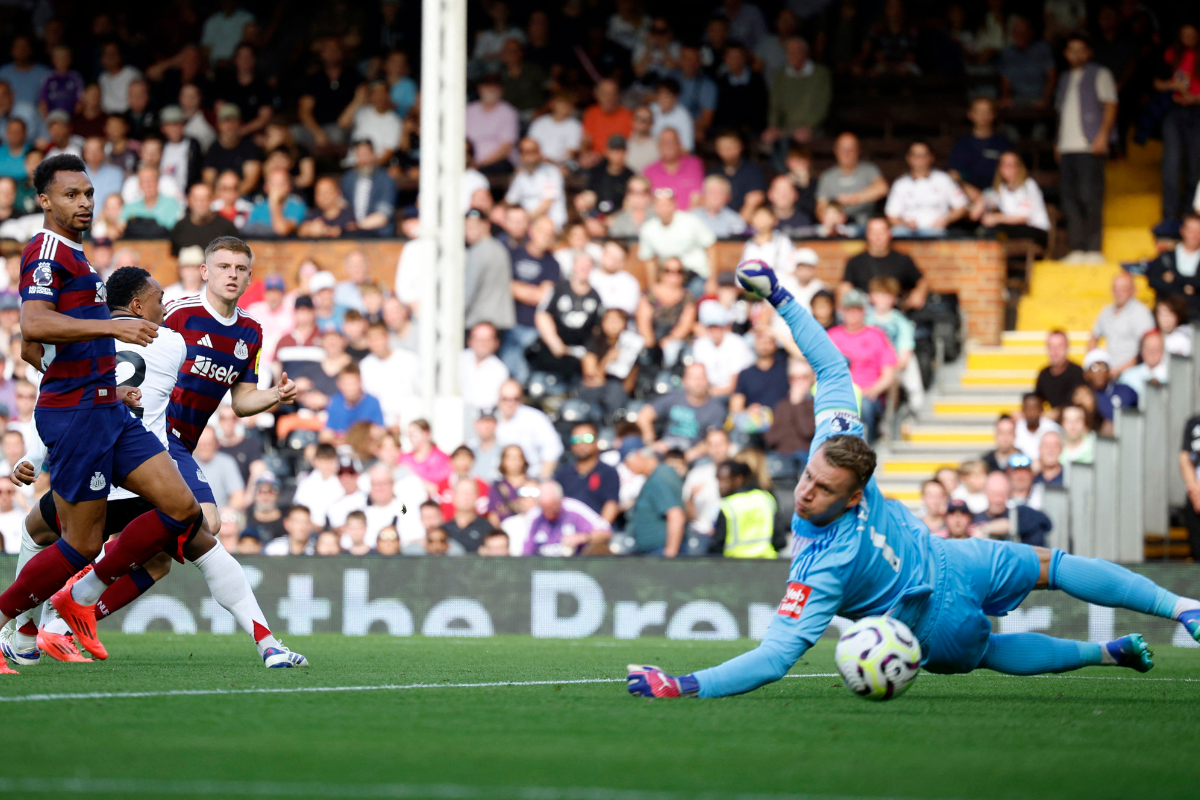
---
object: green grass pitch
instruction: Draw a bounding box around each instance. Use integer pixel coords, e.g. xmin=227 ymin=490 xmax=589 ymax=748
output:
xmin=0 ymin=633 xmax=1196 ymax=800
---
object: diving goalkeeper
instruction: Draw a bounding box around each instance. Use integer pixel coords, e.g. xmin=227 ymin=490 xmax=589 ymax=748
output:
xmin=628 ymin=260 xmax=1200 ymax=699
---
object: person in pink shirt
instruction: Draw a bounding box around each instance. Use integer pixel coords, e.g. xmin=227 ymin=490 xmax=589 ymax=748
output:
xmin=246 ymin=274 xmax=295 ymax=365
xmin=400 ymin=418 xmax=453 ymax=489
xmin=826 ymin=287 xmax=897 ymax=441
xmin=465 ymin=74 xmax=519 ymax=175
xmin=643 ymin=128 xmax=704 ymax=209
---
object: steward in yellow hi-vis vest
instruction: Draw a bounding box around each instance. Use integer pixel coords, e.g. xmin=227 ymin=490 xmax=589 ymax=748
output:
xmin=711 ymin=461 xmax=783 ymax=558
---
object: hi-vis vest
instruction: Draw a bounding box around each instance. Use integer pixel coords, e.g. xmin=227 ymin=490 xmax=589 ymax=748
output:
xmin=719 ymin=489 xmax=777 ymax=559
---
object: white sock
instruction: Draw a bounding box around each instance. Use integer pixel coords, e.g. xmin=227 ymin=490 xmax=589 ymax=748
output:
xmin=1173 ymin=598 xmax=1200 ymax=620
xmin=13 ymin=522 xmax=47 ymax=647
xmin=192 ymin=546 xmax=279 ymax=654
xmin=42 ymin=609 xmax=69 ymax=637
xmin=70 ymin=569 xmax=107 ymax=606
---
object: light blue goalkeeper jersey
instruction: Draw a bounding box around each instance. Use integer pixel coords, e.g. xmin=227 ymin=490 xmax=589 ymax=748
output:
xmin=695 ymin=299 xmax=942 ymax=698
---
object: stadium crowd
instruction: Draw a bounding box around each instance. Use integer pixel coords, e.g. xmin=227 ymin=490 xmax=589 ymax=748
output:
xmin=0 ymin=1 xmax=1194 ymax=557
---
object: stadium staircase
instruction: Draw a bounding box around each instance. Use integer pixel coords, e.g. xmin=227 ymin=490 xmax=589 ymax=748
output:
xmin=876 ymin=141 xmax=1190 ymax=557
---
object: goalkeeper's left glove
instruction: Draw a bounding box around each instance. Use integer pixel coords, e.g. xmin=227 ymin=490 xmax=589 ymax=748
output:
xmin=626 ymin=664 xmax=699 ymax=698
xmin=735 ymin=259 xmax=793 ymax=307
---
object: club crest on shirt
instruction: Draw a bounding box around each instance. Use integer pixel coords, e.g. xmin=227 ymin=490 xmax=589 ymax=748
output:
xmin=33 ymin=262 xmax=53 ymax=286
xmin=89 ymin=472 xmax=106 ymax=491
xmin=234 ymin=339 xmax=249 ymax=359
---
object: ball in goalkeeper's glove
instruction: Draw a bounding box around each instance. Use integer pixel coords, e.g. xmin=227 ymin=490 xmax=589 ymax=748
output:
xmin=735 ymin=259 xmax=793 ymax=307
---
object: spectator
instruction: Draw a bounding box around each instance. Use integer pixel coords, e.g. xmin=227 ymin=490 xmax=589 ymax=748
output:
xmin=625 ymin=105 xmax=659 ymax=174
xmin=729 ymin=329 xmax=789 ymax=417
xmin=690 ymin=300 xmax=753 ymax=398
xmin=971 ymin=471 xmax=1052 ymax=546
xmin=1012 ymin=395 xmax=1063 ymax=468
xmin=0 ymin=35 xmax=48 ymax=109
xmin=529 ymin=252 xmax=602 ymax=383
xmin=478 ymin=529 xmax=510 ymax=557
xmin=402 ymin=525 xmax=465 ymax=557
xmin=121 ymin=165 xmax=183 ymax=232
xmin=553 ymin=423 xmax=620 ymax=527
xmin=123 ymin=79 xmax=157 ymax=141
xmin=1156 ymin=294 xmax=1194 ymax=358
xmin=435 ymin=445 xmax=491 ymax=522
xmin=194 ymin=427 xmax=245 ymax=510
xmin=242 ymin=168 xmax=305 ymax=238
xmin=589 ymin=241 xmax=642 ymax=316
xmin=201 ymin=0 xmax=255 ymax=63
xmin=580 ymin=79 xmax=633 ymax=166
xmin=1056 ymin=34 xmax=1117 ymax=262
xmin=171 ymin=182 xmax=238 ymax=255
xmin=580 ymin=307 xmax=643 ymax=417
xmin=202 ymin=106 xmax=263 ymax=195
xmin=644 ymin=129 xmax=704 ymax=209
xmin=298 ymin=176 xmax=355 ymax=238
xmin=245 ymin=275 xmax=293 ymax=365
xmin=1179 ymin=403 xmax=1200 ymax=559
xmin=998 ymin=16 xmax=1056 ymax=111
xmin=1035 ymin=431 xmax=1065 ymax=488
xmin=44 ymin=111 xmax=84 ymax=158
xmin=635 ymin=256 xmax=696 ymax=363
xmin=757 ymin=8 xmax=800 ymax=90
xmin=638 ymin=363 xmax=727 ymax=459
xmin=721 ymin=0 xmax=768 ymax=51
xmin=712 ymin=44 xmax=768 ymax=140
xmin=296 ymin=38 xmax=361 ymax=148
xmin=952 ymin=460 xmax=989 ymax=514
xmin=842 ymin=217 xmax=929 ymax=310
xmin=828 ymin=289 xmax=897 ymax=440
xmin=505 ymin=138 xmax=567 ymax=231
xmin=0 ymin=80 xmax=42 ymax=149
xmin=326 ymin=364 xmax=385 ymax=436
xmin=649 ymin=79 xmax=694 ymax=154
xmin=709 ymin=460 xmax=782 ymax=558
xmin=709 ymin=131 xmax=766 ymax=222
xmin=486 ymin=444 xmax=538 ymax=525
xmin=1034 ymin=331 xmax=1085 ymax=415
xmin=585 ymin=135 xmax=633 ymax=217
xmin=766 ymin=173 xmax=814 ymax=235
xmin=291 ymin=445 xmax=345 ymax=529
xmin=948 ymin=98 xmax=1013 ymax=198
xmin=502 ymin=215 xmax=559 ymax=384
xmin=606 ymin=175 xmax=655 ymax=238
xmin=159 ymin=105 xmax=203 ymax=191
xmin=697 ymin=174 xmax=750 ymax=238
xmin=341 ymin=139 xmax=397 ymax=237
xmin=528 ymin=93 xmax=582 ymax=168
xmin=335 ymin=81 xmax=399 ymax=165
xmin=0 ymin=118 xmax=27 ymax=181
xmin=762 ymin=37 xmax=831 ymax=161
xmin=637 ymin=188 xmax=716 ymax=292
xmin=970 ymin=151 xmax=1051 ymax=245
xmin=523 ymin=479 xmax=612 ymax=556
xmin=71 ymin=83 xmax=107 ymax=140
xmin=679 ymin=427 xmax=732 ymax=547
xmin=465 ymin=73 xmax=520 ymax=175
xmin=866 ymin=275 xmax=923 ymax=411
xmin=1147 ymin=214 xmax=1200 ymax=322
xmin=635 ymin=17 xmax=682 ymax=86
xmin=1059 ymin=403 xmax=1096 ymax=465
xmin=815 ymin=132 xmax=889 ymax=229
xmin=262 ymin=505 xmax=315 ymax=555
xmin=920 ymin=479 xmax=950 ymax=536
xmin=441 ymin=479 xmax=492 ymax=553
xmin=863 ymin=0 xmax=921 ymax=76
xmin=214 ymin=43 xmax=276 ymax=137
xmin=675 ymin=45 xmax=717 ymax=144
xmin=472 ymin=0 xmax=524 ymax=69
xmin=979 ymin=410 xmax=1024 ymax=472
xmin=495 ymin=379 xmax=563 ymax=479
xmin=459 ymin=322 xmax=510 ymax=417
xmin=499 ymin=39 xmax=548 ymax=118
xmin=464 ymin=210 xmax=516 ymax=332
xmin=625 ymin=446 xmax=687 ymax=556
xmin=1081 ymin=348 xmax=1138 ymax=432
xmin=98 ymin=41 xmax=142 ymax=115
xmin=362 ymin=462 xmax=429 ymax=547
xmin=764 ymin=357 xmax=816 ymax=473
xmin=884 ymin=140 xmax=969 ymax=237
xmin=37 ymin=44 xmax=83 ymax=119
xmin=1118 ymin=330 xmax=1169 ymax=403
xmin=467 ymin=411 xmax=502 ymax=483
xmin=81 ymin=136 xmax=123 ymax=212
xmin=1154 ymin=23 xmax=1200 ymax=232
xmin=1089 ymin=272 xmax=1155 ymax=376
xmin=941 ymin=499 xmax=973 ymax=540
xmin=360 ymin=322 xmax=421 ymax=429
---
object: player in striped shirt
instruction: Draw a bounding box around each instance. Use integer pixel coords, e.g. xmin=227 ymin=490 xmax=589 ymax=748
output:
xmin=0 ymin=155 xmax=212 ymax=673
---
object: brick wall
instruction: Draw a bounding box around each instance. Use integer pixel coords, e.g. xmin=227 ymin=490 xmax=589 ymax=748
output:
xmin=94 ymin=238 xmax=1006 ymax=345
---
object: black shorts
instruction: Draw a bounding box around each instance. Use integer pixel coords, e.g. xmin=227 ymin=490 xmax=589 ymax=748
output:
xmin=39 ymin=492 xmax=156 ymax=538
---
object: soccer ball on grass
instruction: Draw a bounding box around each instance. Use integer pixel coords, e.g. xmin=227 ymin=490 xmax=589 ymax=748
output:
xmin=834 ymin=616 xmax=922 ymax=701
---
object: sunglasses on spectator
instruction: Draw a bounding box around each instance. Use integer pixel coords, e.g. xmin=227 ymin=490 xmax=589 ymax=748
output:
xmin=1087 ymin=363 xmax=1108 ymax=372
xmin=661 ymin=267 xmax=684 ymax=275
xmin=570 ymin=434 xmax=595 ymax=444
xmin=499 ymin=394 xmax=522 ymax=402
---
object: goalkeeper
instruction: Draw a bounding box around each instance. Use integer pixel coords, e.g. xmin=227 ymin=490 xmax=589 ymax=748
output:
xmin=628 ymin=260 xmax=1200 ymax=699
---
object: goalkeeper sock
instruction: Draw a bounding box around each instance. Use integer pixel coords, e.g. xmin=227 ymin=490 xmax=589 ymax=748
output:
xmin=192 ymin=545 xmax=280 ymax=653
xmin=980 ymin=633 xmax=1101 ymax=675
xmin=1047 ymin=551 xmax=1181 ymax=619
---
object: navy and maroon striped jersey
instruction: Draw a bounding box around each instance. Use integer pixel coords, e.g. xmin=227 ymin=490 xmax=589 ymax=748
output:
xmin=18 ymin=231 xmax=118 ymax=411
xmin=163 ymin=293 xmax=262 ymax=452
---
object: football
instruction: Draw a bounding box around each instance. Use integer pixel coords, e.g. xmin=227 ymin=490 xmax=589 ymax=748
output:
xmin=834 ymin=616 xmax=923 ymax=701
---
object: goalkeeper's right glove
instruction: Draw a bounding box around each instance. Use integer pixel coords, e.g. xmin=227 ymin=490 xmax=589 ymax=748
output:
xmin=735 ymin=259 xmax=793 ymax=307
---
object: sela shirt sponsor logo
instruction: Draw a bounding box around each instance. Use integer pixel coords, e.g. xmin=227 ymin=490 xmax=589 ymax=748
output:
xmin=777 ymin=582 xmax=812 ymax=619
xmin=190 ymin=355 xmax=241 ymax=385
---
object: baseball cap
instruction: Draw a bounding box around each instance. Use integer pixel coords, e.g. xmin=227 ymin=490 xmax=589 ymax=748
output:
xmin=697 ymin=300 xmax=729 ymax=327
xmin=841 ymin=288 xmax=867 ymax=309
xmin=946 ymin=499 xmax=972 ymax=515
xmin=217 ymin=104 xmax=242 ymax=121
xmin=794 ymin=247 xmax=819 ymax=266
xmin=265 ymin=274 xmax=286 ymax=291
xmin=0 ymin=292 xmax=19 ymax=311
xmin=478 ymin=73 xmax=502 ymax=87
xmin=618 ymin=435 xmax=645 ymax=462
xmin=337 ymin=458 xmax=359 ymax=476
xmin=607 ymin=134 xmax=627 ymax=150
xmin=1007 ymin=453 xmax=1033 ymax=470
xmin=255 ymin=471 xmax=281 ymax=490
xmin=652 ymin=187 xmax=675 ymax=200
xmin=45 ymin=109 xmax=69 ymax=125
xmin=178 ymin=245 xmax=205 ymax=267
xmin=293 ymin=294 xmax=314 ymax=309
xmin=158 ymin=105 xmax=186 ymax=125
xmin=465 ymin=208 xmax=485 ymax=220
xmin=309 ymin=271 xmax=336 ymax=292
xmin=1082 ymin=348 xmax=1110 ymax=371
xmin=478 ymin=408 xmax=497 ymax=421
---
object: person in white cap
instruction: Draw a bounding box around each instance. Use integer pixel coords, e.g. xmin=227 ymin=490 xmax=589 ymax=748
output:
xmin=691 ymin=299 xmax=754 ymax=396
xmin=770 ymin=246 xmax=827 ymax=353
xmin=308 ymin=269 xmax=341 ymax=332
xmin=1080 ymin=347 xmax=1137 ymax=435
xmin=162 ymin=245 xmax=205 ymax=303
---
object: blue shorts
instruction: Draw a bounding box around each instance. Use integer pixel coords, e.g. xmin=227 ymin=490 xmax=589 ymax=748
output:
xmin=920 ymin=537 xmax=1042 ymax=674
xmin=168 ymin=435 xmax=216 ymax=506
xmin=38 ymin=405 xmax=165 ymax=503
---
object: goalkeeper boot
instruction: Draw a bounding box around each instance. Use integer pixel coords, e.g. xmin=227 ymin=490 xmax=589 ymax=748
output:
xmin=1178 ymin=609 xmax=1200 ymax=644
xmin=1104 ymin=634 xmax=1154 ymax=673
xmin=626 ymin=665 xmax=698 ymax=698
